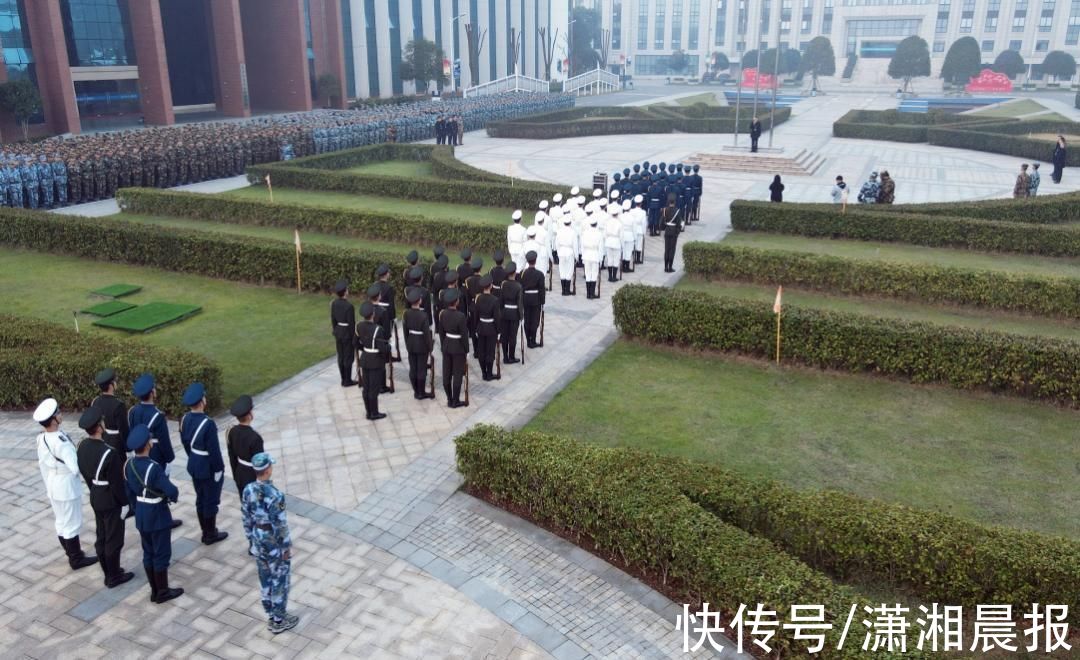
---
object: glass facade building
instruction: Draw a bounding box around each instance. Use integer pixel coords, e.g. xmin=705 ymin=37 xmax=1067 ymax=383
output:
xmin=59 ymin=0 xmax=135 ymax=67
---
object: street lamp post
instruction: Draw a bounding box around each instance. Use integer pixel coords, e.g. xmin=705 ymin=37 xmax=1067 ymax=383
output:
xmin=450 ymin=13 xmax=466 ymax=93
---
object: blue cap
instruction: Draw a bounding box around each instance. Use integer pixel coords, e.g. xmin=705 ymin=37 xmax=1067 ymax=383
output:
xmin=132 ymin=373 xmax=155 ymax=398
xmin=127 ymin=424 xmax=151 ymax=451
xmin=181 ymin=382 xmax=205 ymax=406
xmin=251 ymin=452 xmax=276 ymax=471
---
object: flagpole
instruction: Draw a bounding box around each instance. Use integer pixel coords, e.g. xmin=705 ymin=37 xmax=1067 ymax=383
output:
xmin=773 ymin=285 xmax=783 ymax=364
xmin=266 ymin=174 xmax=274 ymax=203
xmin=294 ymin=228 xmax=302 ymax=294
xmin=775 ymin=309 xmax=781 ymax=364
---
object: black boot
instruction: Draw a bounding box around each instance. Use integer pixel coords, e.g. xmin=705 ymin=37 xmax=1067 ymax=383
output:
xmin=60 ymin=536 xmax=97 ymax=570
xmin=154 ymin=569 xmax=184 ymax=604
xmin=200 ymin=515 xmax=228 ymax=545
xmin=105 ymin=553 xmax=134 ymax=588
xmin=561 ymin=280 xmax=570 ymax=296
xmin=145 ymin=565 xmax=159 ymax=602
xmin=587 ymin=282 xmax=595 ymax=299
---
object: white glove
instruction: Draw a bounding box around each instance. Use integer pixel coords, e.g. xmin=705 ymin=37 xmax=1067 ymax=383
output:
xmin=214 ymin=471 xmax=223 ymax=482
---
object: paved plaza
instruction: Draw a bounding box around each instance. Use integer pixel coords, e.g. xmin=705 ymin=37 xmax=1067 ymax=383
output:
xmin=6 ymin=90 xmax=1078 ymax=659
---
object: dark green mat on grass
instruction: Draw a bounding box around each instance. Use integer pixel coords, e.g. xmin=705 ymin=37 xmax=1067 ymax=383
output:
xmin=80 ymin=301 xmax=137 ymax=317
xmin=90 ymin=283 xmax=143 ymax=298
xmin=93 ymin=302 xmax=201 ymax=333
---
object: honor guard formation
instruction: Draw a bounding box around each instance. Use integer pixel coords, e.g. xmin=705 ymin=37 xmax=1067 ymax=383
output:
xmin=0 ymin=92 xmax=572 ymax=209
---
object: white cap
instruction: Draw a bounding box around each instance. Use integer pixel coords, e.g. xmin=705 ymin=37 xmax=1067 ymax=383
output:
xmin=539 ymin=200 xmax=549 ymax=210
xmin=592 ymin=188 xmax=602 ymax=198
xmin=622 ymin=200 xmax=631 ymax=210
xmin=609 ymin=189 xmax=620 ymax=199
xmin=535 ymin=211 xmax=546 ymax=223
xmin=526 ymin=226 xmax=537 ymax=237
xmin=512 ymin=210 xmax=522 ymax=221
xmin=553 ymin=193 xmax=563 ymax=203
xmin=570 ymin=186 xmax=580 ymax=195
xmin=597 ymin=198 xmax=607 ymax=207
xmin=33 ymin=397 xmax=59 ymax=424
xmin=610 ymin=205 xmax=621 ymax=215
xmin=578 ymin=196 xmax=587 ymax=205
xmin=634 ymin=194 xmax=644 ymax=203
xmin=563 ymin=217 xmax=572 ymax=225
xmin=589 ymin=218 xmax=598 ymax=226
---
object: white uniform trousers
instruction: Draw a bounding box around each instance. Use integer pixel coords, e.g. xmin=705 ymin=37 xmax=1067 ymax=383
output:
xmin=557 ymin=252 xmax=575 ymax=280
xmin=605 ymin=247 xmax=621 ymax=266
xmin=584 ymin=260 xmax=600 ymax=283
xmin=50 ymin=497 xmax=82 ymax=539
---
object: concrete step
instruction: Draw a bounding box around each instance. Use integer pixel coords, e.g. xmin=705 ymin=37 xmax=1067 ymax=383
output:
xmin=686 ymin=149 xmax=826 ymax=176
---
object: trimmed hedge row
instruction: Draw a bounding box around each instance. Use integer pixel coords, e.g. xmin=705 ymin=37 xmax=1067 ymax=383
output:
xmin=455 ymin=425 xmax=877 ymax=658
xmin=876 ymin=192 xmax=1080 ymax=224
xmin=683 ymin=241 xmax=1080 ymax=319
xmin=0 ymin=207 xmax=414 ymax=307
xmin=832 ymin=109 xmax=1014 ymax=142
xmin=458 ymin=426 xmax=1080 ymax=627
xmin=485 ymin=105 xmax=791 ymax=139
xmin=729 ymin=200 xmax=1080 ymax=255
xmin=117 ymin=188 xmax=507 ymax=252
xmin=613 ymin=283 xmax=1080 ymax=405
xmin=285 ymin=142 xmax=432 ymax=170
xmin=928 ymin=119 xmax=1080 ymax=166
xmin=0 ymin=314 xmax=221 ymax=416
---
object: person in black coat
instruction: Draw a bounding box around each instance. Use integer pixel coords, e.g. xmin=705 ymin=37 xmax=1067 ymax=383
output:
xmin=1052 ymin=135 xmax=1067 ymax=184
xmin=662 ymin=196 xmax=683 ymax=273
xmin=226 ymin=395 xmax=264 ymax=497
xmin=438 ymin=289 xmax=470 ymax=408
xmin=403 ymin=286 xmax=436 ymax=399
xmin=471 ymin=276 xmax=502 ymax=381
xmin=749 ymin=117 xmax=763 ymax=153
xmin=769 ymin=174 xmax=784 ymax=202
xmin=356 ymin=302 xmax=391 ymax=420
xmin=76 ymin=406 xmax=133 ymax=588
xmin=330 ymin=280 xmax=357 ymax=387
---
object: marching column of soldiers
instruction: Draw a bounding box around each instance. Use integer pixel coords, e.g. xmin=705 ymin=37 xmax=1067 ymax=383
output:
xmin=0 ymin=91 xmax=574 ymax=209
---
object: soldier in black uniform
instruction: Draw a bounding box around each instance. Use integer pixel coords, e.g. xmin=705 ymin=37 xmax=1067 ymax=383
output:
xmin=373 ymin=264 xmax=399 ymax=362
xmin=226 ymin=395 xmax=264 ymax=497
xmin=405 ymin=265 xmax=433 ymax=327
xmin=403 ymin=288 xmax=436 ymax=399
xmin=489 ymin=250 xmax=507 ymax=293
xmin=662 ymin=195 xmax=683 ymax=273
xmin=430 ymin=255 xmax=449 ymax=329
xmin=500 ymin=262 xmax=523 ymax=364
xmin=472 ymin=276 xmax=502 ymax=381
xmin=464 ymin=257 xmax=484 ymax=358
xmin=331 ymin=279 xmax=358 ymax=387
xmin=429 ymin=246 xmax=446 ymax=289
xmin=520 ymin=251 xmax=546 ymax=348
xmin=76 ymin=406 xmax=134 ymax=588
xmin=92 ymin=369 xmax=128 ymax=452
xmin=356 ymin=302 xmax=391 ymax=420
xmin=456 ymin=248 xmax=475 ymax=314
xmin=439 ymin=289 xmax=469 ymax=408
xmin=365 ymin=283 xmax=393 ymax=393
xmin=437 ymin=270 xmax=462 ymax=345
xmin=403 ymin=250 xmax=419 ymax=285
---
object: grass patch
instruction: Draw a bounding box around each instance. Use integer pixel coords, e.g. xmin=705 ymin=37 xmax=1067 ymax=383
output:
xmin=0 ymin=247 xmax=332 ymax=404
xmin=674 ymin=92 xmax=721 ymax=107
xmin=677 ymin=277 xmax=1080 ymax=342
xmin=80 ymin=300 xmax=136 ymax=317
xmin=342 ymin=160 xmax=436 ymax=179
xmin=92 ymin=302 xmax=201 ymax=333
xmin=91 ymin=283 xmax=142 ymax=298
xmin=969 ymin=98 xmax=1045 ymax=118
xmin=527 ymin=340 xmax=1080 ymax=538
xmin=223 ymin=185 xmax=512 ymax=227
xmin=722 ymin=232 xmax=1080 ymax=279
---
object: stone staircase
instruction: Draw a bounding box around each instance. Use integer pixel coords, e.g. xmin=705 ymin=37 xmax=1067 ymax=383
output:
xmin=685 ymin=148 xmax=826 ymax=176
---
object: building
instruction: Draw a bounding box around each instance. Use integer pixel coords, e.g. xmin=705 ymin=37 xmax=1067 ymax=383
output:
xmin=0 ymin=0 xmax=347 ymax=137
xmin=595 ymin=0 xmax=1080 ymax=81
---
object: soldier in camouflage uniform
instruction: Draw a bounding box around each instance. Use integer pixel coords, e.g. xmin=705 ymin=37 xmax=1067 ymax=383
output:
xmin=37 ymin=155 xmax=54 ymax=208
xmin=241 ymin=452 xmax=298 ymax=634
xmin=51 ymin=156 xmax=67 ymax=206
xmin=8 ymin=159 xmax=23 ymax=208
xmin=21 ymin=157 xmax=39 ymax=209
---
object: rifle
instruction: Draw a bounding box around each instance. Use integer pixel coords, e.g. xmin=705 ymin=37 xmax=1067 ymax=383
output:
xmin=520 ymin=324 xmax=526 ymax=365
xmin=540 ymin=307 xmax=545 ymax=346
xmin=547 ymin=266 xmax=552 ymax=292
xmin=464 ymin=359 xmax=470 ymax=406
xmin=427 ymin=352 xmax=436 ymax=397
xmin=386 ymin=353 xmax=395 ymax=393
xmin=619 ymin=254 xmax=624 ymax=280
xmin=571 ymin=260 xmax=577 ymax=295
xmin=392 ymin=321 xmax=402 ymax=362
xmin=355 ymin=348 xmax=363 ymax=387
xmin=596 ymin=260 xmax=602 ymax=296
xmin=495 ymin=339 xmax=502 ymax=379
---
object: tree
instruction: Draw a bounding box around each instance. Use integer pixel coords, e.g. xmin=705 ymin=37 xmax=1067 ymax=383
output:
xmin=1042 ymin=50 xmax=1077 ymax=83
xmin=800 ymin=37 xmax=836 ymax=92
xmin=888 ymin=36 xmax=931 ymax=93
xmin=399 ymin=38 xmax=447 ymax=93
xmin=783 ymin=49 xmax=802 ymax=77
xmin=710 ymin=52 xmax=730 ymax=72
xmin=0 ymin=79 xmax=42 ymax=141
xmin=569 ymin=6 xmax=602 ymax=76
xmin=464 ymin=24 xmax=487 ymax=87
xmin=940 ymin=37 xmax=982 ymax=85
xmin=741 ymin=49 xmax=760 ymax=69
xmin=668 ymin=49 xmax=689 ymax=74
xmin=316 ymin=74 xmax=341 ymax=107
xmin=992 ymin=49 xmax=1025 ymax=79
xmin=538 ymin=26 xmax=558 ymax=81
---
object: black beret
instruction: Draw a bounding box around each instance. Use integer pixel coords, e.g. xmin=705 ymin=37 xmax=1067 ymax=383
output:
xmin=443 ymin=288 xmax=460 ymax=304
xmin=460 ymin=248 xmax=472 ymax=260
xmin=505 ymin=261 xmax=518 ymax=273
xmin=334 ymin=279 xmax=349 ymax=294
xmin=493 ymin=249 xmax=505 ymax=262
xmin=445 ymin=270 xmax=459 ymax=284
xmin=94 ymin=368 xmax=116 ymax=387
xmin=229 ymin=395 xmax=253 ymax=418
xmin=406 ymin=250 xmax=418 ymax=264
xmin=479 ymin=275 xmax=492 ymax=288
xmin=405 ymin=288 xmax=422 ymax=304
xmin=472 ymin=257 xmax=484 ymax=272
xmin=375 ymin=263 xmax=390 ymax=277
xmin=433 ymin=245 xmax=446 ymax=258
xmin=366 ymin=284 xmax=382 ymax=298
xmin=525 ymin=250 xmax=537 ymax=262
xmin=360 ymin=301 xmax=374 ymax=318
xmin=78 ymin=406 xmax=104 ymax=431
xmin=408 ymin=266 xmax=424 ymax=282
xmin=435 ymin=254 xmax=449 ymax=269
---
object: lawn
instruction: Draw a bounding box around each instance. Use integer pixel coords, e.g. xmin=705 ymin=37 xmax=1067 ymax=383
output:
xmin=969 ymin=98 xmax=1045 ymax=118
xmin=343 ymin=160 xmax=436 ymax=179
xmin=675 ymin=92 xmax=721 ymax=106
xmin=223 ymin=185 xmax=512 ymax=227
xmin=527 ymin=341 xmax=1080 ymax=538
xmin=723 ymin=232 xmax=1080 ymax=279
xmin=0 ymin=247 xmax=332 ymax=405
xmin=677 ymin=278 xmax=1080 ymax=342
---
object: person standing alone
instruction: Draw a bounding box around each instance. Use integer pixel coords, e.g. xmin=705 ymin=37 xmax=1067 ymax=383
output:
xmin=242 ymin=452 xmax=298 ymax=634
xmin=769 ymin=175 xmax=784 ymax=202
xmin=749 ymin=117 xmax=762 ymax=153
xmin=1052 ymin=136 xmax=1067 ymax=183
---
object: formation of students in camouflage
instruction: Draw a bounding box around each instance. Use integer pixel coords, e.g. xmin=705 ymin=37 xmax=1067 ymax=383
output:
xmin=0 ymin=91 xmax=574 ymax=209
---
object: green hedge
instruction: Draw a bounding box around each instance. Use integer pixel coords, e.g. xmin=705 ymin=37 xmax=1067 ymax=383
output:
xmin=0 ymin=314 xmax=221 ymax=416
xmin=117 ymin=188 xmax=506 ymax=253
xmin=729 ymin=200 xmax=1080 ymax=255
xmin=683 ymin=241 xmax=1080 ymax=319
xmin=872 ymin=192 xmax=1080 ymax=224
xmin=0 ymin=207 xmax=414 ymax=308
xmin=455 ymin=425 xmax=880 ymax=658
xmin=486 ymin=105 xmax=791 ymax=139
xmin=927 ymin=119 xmax=1080 ymax=166
xmin=832 ymin=109 xmax=1014 ymax=142
xmin=613 ymin=283 xmax=1080 ymax=405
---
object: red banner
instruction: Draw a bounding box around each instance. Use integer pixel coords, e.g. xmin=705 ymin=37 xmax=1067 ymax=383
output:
xmin=965 ymin=68 xmax=1013 ymax=92
xmin=741 ymin=67 xmax=778 ymax=89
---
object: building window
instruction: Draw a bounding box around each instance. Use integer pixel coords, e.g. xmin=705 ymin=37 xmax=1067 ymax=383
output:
xmin=1040 ymin=8 xmax=1054 ymax=30
xmin=937 ymin=11 xmax=950 ymax=31
xmin=738 ymin=0 xmax=748 ymax=34
xmin=823 ymin=0 xmax=834 ymax=33
xmin=612 ymin=0 xmax=622 ymax=49
xmin=59 ymin=0 xmax=136 ymax=67
xmin=982 ymin=39 xmax=994 ymax=50
xmin=1013 ymin=10 xmax=1027 ymax=30
xmin=985 ymin=11 xmax=998 ymax=29
xmin=934 ymin=39 xmax=946 ymax=51
xmin=0 ymin=0 xmax=34 ymax=81
xmin=737 ymin=40 xmax=746 ymax=51
xmin=1009 ymin=38 xmax=1023 ymax=49
xmin=716 ymin=0 xmax=727 ymax=45
xmin=672 ymin=0 xmax=683 ymax=49
xmin=1036 ymin=38 xmax=1049 ymax=48
xmin=1068 ymin=24 xmax=1080 ymax=43
xmin=638 ymin=0 xmax=649 ymax=49
xmin=655 ymin=1 xmax=666 ymax=49
xmin=688 ymin=0 xmax=700 ymax=48
xmin=960 ymin=13 xmax=974 ymax=31
xmin=634 ymin=53 xmax=700 ymax=74
xmin=760 ymin=0 xmax=771 ymax=34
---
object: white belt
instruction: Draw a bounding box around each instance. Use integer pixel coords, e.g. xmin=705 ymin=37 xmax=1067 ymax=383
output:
xmin=363 ymin=348 xmax=380 ymax=353
xmin=408 ymin=329 xmax=425 ymax=335
xmin=524 ymin=290 xmax=539 ymax=294
xmin=446 ymin=333 xmax=462 ymax=339
xmin=92 ymin=479 xmax=109 ymax=486
xmin=376 ymin=302 xmax=389 ymax=307
xmin=480 ymin=318 xmax=495 ymax=323
xmin=104 ymin=427 xmax=119 ymax=434
xmin=136 ymin=496 xmax=162 ymax=504
xmin=191 ymin=448 xmax=209 ymax=456
xmin=336 ymin=322 xmax=349 ymax=326
xmin=237 ymin=458 xmax=253 ymax=467
xmin=504 ymin=304 xmax=518 ymax=309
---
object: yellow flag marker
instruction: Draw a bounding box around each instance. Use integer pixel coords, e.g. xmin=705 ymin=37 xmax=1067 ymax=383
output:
xmin=294 ymin=228 xmax=302 ymax=294
xmin=773 ymin=285 xmax=783 ymax=364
